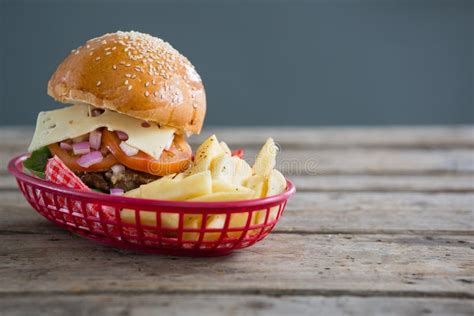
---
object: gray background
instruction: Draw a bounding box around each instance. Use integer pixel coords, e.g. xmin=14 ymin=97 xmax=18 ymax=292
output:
xmin=0 ymin=0 xmax=472 ymax=126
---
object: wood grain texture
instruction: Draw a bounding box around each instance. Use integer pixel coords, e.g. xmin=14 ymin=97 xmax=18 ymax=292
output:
xmin=1 ymin=191 xmax=472 ymax=234
xmin=2 ymin=126 xmax=473 ymax=148
xmin=2 ymin=174 xmax=474 ymax=192
xmin=0 ymin=233 xmax=472 ymax=296
xmin=292 ymin=175 xmax=474 ymax=192
xmin=3 ymin=147 xmax=474 ymax=176
xmin=1 ymin=126 xmax=474 ymax=314
xmin=1 ymin=295 xmax=473 ymax=316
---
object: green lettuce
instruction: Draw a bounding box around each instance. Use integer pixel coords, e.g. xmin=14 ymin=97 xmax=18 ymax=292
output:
xmin=23 ymin=146 xmax=52 ymax=178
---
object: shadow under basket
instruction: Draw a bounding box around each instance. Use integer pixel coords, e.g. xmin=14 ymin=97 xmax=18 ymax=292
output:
xmin=8 ymin=154 xmax=296 ymax=257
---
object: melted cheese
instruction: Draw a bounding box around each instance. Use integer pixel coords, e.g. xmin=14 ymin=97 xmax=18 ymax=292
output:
xmin=28 ymin=104 xmax=175 ymax=160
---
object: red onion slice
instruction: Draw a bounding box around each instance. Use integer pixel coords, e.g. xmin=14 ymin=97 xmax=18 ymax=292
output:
xmin=73 ymin=141 xmax=90 ymax=155
xmin=119 ymin=141 xmax=139 ymax=156
xmin=76 ymin=151 xmax=104 ymax=168
xmin=89 ymin=130 xmax=102 ymax=150
xmin=110 ymin=188 xmax=124 ymax=196
xmin=116 ymin=131 xmax=129 ymax=140
xmin=60 ymin=142 xmax=73 ymax=150
xmin=111 ymin=164 xmax=125 ymax=174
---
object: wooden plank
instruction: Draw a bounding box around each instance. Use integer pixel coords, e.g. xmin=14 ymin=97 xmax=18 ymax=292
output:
xmin=267 ymin=148 xmax=474 ymax=175
xmin=194 ymin=126 xmax=474 ymax=149
xmin=292 ymin=175 xmax=474 ymax=192
xmin=2 ymin=147 xmax=474 ymax=176
xmin=0 ymin=191 xmax=472 ymax=234
xmin=283 ymin=192 xmax=474 ymax=234
xmin=1 ymin=295 xmax=473 ymax=316
xmin=2 ymin=126 xmax=473 ymax=149
xmin=0 ymin=233 xmax=472 ymax=296
xmin=2 ymin=174 xmax=474 ymax=192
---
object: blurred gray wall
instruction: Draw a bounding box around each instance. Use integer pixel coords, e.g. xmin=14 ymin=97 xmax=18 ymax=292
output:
xmin=0 ymin=0 xmax=472 ymax=126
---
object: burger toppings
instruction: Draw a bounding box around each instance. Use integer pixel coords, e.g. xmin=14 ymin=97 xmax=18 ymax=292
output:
xmin=110 ymin=188 xmax=124 ymax=196
xmin=59 ymin=142 xmax=73 ymax=150
xmin=89 ymin=130 xmax=102 ymax=150
xmin=29 ymin=104 xmax=176 ymax=160
xmin=76 ymin=151 xmax=104 ymax=168
xmin=72 ymin=141 xmax=90 ymax=155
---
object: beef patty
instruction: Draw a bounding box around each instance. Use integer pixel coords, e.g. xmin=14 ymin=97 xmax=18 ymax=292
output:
xmin=77 ymin=168 xmax=159 ymax=192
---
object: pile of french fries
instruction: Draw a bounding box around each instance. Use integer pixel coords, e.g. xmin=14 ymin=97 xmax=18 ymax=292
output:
xmin=121 ymin=135 xmax=287 ymax=240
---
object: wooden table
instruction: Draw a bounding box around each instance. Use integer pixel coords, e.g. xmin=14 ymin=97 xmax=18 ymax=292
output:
xmin=0 ymin=126 xmax=473 ymax=315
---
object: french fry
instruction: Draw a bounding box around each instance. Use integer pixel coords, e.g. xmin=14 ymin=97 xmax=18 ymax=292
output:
xmin=267 ymin=169 xmax=287 ymax=197
xmin=219 ymin=141 xmax=232 ymax=156
xmin=121 ymin=210 xmax=178 ymax=228
xmin=253 ymin=138 xmax=278 ymax=177
xmin=244 ymin=174 xmax=268 ymax=198
xmin=203 ymin=214 xmax=225 ymax=241
xmin=231 ymin=157 xmax=252 ymax=185
xmin=189 ymin=135 xmax=224 ymax=175
xmin=120 ymin=135 xmax=286 ymax=241
xmin=212 ymin=179 xmax=251 ymax=194
xmin=262 ymin=169 xmax=288 ymax=224
xmin=188 ymin=190 xmax=255 ymax=202
xmin=210 ymin=154 xmax=235 ymax=183
xmin=121 ymin=211 xmax=202 ymax=241
xmin=206 ymin=212 xmax=261 ymax=240
xmin=140 ymin=171 xmax=212 ymax=201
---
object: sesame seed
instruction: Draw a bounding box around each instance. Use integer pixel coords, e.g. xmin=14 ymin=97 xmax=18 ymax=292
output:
xmin=145 ymin=82 xmax=150 ymax=87
xmin=131 ymin=74 xmax=137 ymax=79
xmin=124 ymin=80 xmax=129 ymax=85
xmin=126 ymin=63 xmax=131 ymax=67
xmin=144 ymin=91 xmax=150 ymax=97
xmin=119 ymin=61 xmax=126 ymax=65
xmin=105 ymin=51 xmax=112 ymax=56
xmin=112 ymin=46 xmax=117 ymax=50
xmin=95 ymin=57 xmax=101 ymax=61
xmin=154 ymin=91 xmax=159 ymax=97
xmin=152 ymin=80 xmax=156 ymax=85
xmin=86 ymin=45 xmax=91 ymax=49
xmin=112 ymin=65 xmax=117 ymax=70
xmin=105 ymin=47 xmax=111 ymax=51
xmin=89 ymin=52 xmax=94 ymax=56
xmin=125 ymin=74 xmax=132 ymax=78
xmin=102 ymin=40 xmax=107 ymax=44
xmin=96 ymin=81 xmax=102 ymax=87
xmin=128 ymin=85 xmax=133 ymax=91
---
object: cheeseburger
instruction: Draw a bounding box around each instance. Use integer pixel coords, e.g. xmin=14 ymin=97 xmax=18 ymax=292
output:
xmin=26 ymin=31 xmax=206 ymax=192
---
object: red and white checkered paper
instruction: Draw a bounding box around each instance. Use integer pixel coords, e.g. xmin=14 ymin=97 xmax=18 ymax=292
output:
xmin=38 ymin=156 xmax=115 ymax=230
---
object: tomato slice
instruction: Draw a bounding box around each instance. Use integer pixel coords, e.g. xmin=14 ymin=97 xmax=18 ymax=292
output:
xmin=102 ymin=130 xmax=192 ymax=176
xmin=48 ymin=143 xmax=119 ymax=172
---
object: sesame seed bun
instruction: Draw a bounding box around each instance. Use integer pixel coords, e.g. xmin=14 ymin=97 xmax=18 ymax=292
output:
xmin=47 ymin=31 xmax=206 ymax=134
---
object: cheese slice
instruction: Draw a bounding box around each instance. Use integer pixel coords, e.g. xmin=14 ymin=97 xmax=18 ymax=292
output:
xmin=28 ymin=104 xmax=176 ymax=160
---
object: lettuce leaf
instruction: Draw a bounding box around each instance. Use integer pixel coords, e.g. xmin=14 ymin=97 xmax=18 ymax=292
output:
xmin=23 ymin=146 xmax=52 ymax=178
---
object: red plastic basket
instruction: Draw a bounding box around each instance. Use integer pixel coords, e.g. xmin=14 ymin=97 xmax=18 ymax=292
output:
xmin=8 ymin=154 xmax=295 ymax=257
